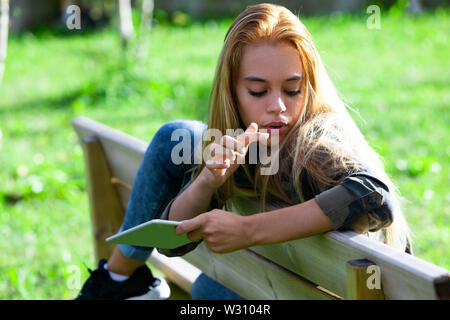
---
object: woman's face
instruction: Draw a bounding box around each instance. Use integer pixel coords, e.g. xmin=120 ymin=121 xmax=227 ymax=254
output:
xmin=235 ymin=40 xmax=305 ymax=144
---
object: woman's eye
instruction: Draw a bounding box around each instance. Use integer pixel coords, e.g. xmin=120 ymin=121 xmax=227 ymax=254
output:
xmin=248 ymin=90 xmax=267 ymax=97
xmin=284 ymin=89 xmax=301 ymax=97
xmin=248 ymin=89 xmax=301 ymax=97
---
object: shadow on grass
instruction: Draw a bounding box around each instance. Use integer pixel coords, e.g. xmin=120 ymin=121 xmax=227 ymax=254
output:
xmin=0 ymin=85 xmax=107 ymax=115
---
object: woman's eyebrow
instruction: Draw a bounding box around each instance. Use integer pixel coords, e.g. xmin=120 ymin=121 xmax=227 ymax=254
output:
xmin=243 ymin=75 xmax=304 ymax=82
xmin=286 ymin=75 xmax=304 ymax=81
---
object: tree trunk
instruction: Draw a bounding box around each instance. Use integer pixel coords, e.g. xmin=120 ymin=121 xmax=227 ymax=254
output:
xmin=137 ymin=0 xmax=154 ymax=60
xmin=408 ymin=0 xmax=423 ymax=13
xmin=0 ymin=0 xmax=9 ymax=86
xmin=118 ymin=0 xmax=134 ymax=48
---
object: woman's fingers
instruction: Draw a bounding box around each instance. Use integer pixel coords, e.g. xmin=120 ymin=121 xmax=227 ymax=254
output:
xmin=239 ymin=132 xmax=270 ymax=148
xmin=235 ymin=123 xmax=269 ymax=148
xmin=186 ymin=230 xmax=203 ymax=242
xmin=208 ymin=143 xmax=236 ymax=162
xmin=175 ymin=216 xmax=203 ymax=235
xmin=176 ymin=215 xmax=206 ymax=242
xmin=205 ymin=144 xmax=230 ymax=176
xmin=221 ymin=135 xmax=246 ymax=155
xmin=238 ymin=124 xmax=270 ymax=147
xmin=205 ymin=124 xmax=269 ymax=170
xmin=205 ymin=159 xmax=230 ymax=169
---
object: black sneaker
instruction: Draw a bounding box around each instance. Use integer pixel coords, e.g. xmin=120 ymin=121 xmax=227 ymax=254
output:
xmin=75 ymin=259 xmax=171 ymax=300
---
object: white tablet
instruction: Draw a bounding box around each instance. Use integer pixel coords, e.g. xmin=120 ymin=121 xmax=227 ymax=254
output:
xmin=106 ymin=219 xmax=192 ymax=249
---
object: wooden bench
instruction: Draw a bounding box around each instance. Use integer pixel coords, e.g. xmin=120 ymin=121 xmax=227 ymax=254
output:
xmin=72 ymin=116 xmax=450 ymax=300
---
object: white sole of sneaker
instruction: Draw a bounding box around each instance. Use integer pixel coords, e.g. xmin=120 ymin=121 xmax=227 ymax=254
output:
xmin=126 ymin=277 xmax=171 ymax=300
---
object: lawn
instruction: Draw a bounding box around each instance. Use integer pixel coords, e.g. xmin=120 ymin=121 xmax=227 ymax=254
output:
xmin=0 ymin=9 xmax=448 ymax=299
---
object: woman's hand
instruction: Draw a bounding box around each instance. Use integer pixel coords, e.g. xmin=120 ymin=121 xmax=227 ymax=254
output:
xmin=175 ymin=209 xmax=254 ymax=254
xmin=199 ymin=122 xmax=269 ymax=189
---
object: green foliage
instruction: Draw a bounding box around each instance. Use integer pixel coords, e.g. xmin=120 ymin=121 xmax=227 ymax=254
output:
xmin=0 ymin=10 xmax=448 ymax=299
xmin=389 ymin=0 xmax=410 ymax=17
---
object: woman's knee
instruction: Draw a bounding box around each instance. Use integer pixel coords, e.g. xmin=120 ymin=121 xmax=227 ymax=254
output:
xmin=145 ymin=120 xmax=207 ymax=175
xmin=153 ymin=120 xmax=207 ymax=147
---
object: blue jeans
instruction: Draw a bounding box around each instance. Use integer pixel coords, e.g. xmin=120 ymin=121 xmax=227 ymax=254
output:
xmin=117 ymin=120 xmax=244 ymax=300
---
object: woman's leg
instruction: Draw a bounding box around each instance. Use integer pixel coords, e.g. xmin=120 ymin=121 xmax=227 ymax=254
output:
xmin=106 ymin=120 xmax=245 ymax=300
xmin=107 ymin=120 xmax=207 ymax=274
xmin=191 ymin=273 xmax=245 ymax=300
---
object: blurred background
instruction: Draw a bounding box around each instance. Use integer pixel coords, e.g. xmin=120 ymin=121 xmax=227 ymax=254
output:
xmin=0 ymin=0 xmax=448 ymax=299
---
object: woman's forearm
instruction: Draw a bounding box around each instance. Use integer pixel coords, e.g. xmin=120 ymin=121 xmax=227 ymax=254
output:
xmin=174 ymin=197 xmax=334 ymax=253
xmin=247 ymin=198 xmax=334 ymax=246
xmin=168 ymin=168 xmax=217 ymax=221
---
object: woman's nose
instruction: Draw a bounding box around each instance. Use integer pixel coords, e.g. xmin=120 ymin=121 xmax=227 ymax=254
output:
xmin=266 ymin=95 xmax=287 ymax=113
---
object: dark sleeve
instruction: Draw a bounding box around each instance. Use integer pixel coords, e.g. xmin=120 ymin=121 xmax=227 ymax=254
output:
xmin=314 ymin=168 xmax=394 ymax=234
xmin=156 ymin=168 xmax=223 ymax=257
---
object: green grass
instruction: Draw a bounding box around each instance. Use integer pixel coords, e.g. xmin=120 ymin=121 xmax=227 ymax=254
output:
xmin=0 ymin=10 xmax=448 ymax=299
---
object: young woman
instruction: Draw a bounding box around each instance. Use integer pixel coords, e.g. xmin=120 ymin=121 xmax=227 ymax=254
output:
xmin=76 ymin=3 xmax=412 ymax=300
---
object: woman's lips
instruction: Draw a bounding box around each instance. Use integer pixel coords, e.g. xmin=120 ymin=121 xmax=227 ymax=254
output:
xmin=261 ymin=124 xmax=288 ymax=135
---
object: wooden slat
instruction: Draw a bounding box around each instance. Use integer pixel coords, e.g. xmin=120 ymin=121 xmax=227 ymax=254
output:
xmin=250 ymin=232 xmax=450 ymax=300
xmin=434 ymin=275 xmax=450 ymax=300
xmin=184 ymin=243 xmax=340 ymax=300
xmin=81 ymin=136 xmax=125 ymax=263
xmin=148 ymin=251 xmax=201 ymax=294
xmin=72 ymin=116 xmax=147 ymax=208
xmin=111 ymin=177 xmax=132 ymax=210
xmin=346 ymin=259 xmax=385 ymax=300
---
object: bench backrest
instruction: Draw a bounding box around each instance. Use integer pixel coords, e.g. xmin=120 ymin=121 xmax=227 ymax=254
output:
xmin=72 ymin=116 xmax=450 ymax=300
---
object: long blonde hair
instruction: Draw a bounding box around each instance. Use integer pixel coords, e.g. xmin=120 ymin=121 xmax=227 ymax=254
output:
xmin=196 ymin=3 xmax=411 ymax=252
